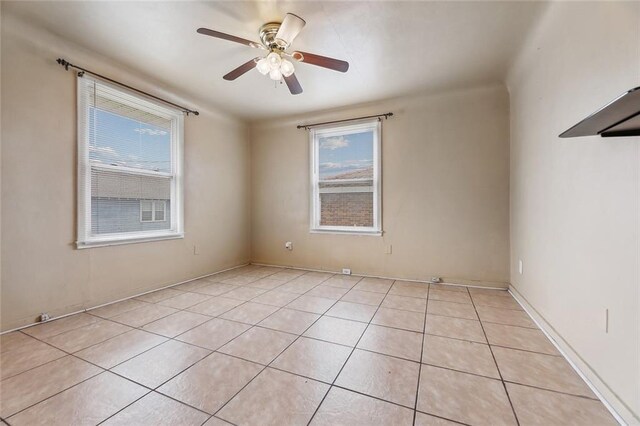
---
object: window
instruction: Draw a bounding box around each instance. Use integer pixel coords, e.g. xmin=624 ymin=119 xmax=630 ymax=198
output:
xmin=310 ymin=120 xmax=381 ymax=234
xmin=140 ymin=200 xmax=166 ymax=222
xmin=77 ymin=76 xmax=183 ymax=248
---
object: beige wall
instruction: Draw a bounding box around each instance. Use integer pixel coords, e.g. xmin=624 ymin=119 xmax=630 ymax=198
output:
xmin=507 ymin=2 xmax=639 ymax=422
xmin=250 ymin=85 xmax=510 ymax=286
xmin=0 ymin=12 xmax=251 ymax=331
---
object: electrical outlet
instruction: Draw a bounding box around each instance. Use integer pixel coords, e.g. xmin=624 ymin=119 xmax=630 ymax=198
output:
xmin=342 ymin=268 xmax=351 ymax=275
xmin=518 ymin=259 xmax=523 ymax=275
xmin=285 ymin=241 xmax=293 ymax=251
xmin=193 ymin=245 xmax=200 ymax=255
xmin=384 ymin=245 xmax=392 ymax=254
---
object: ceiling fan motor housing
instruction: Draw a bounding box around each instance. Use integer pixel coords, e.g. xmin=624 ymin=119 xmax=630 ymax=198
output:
xmin=260 ymin=22 xmax=287 ymax=50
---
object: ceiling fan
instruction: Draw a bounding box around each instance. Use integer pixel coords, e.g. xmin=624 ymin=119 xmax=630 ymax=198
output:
xmin=197 ymin=13 xmax=349 ymax=95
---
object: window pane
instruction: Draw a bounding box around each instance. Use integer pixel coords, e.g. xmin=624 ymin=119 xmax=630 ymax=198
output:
xmin=88 ymin=87 xmax=172 ymax=173
xmin=316 ymin=128 xmax=377 ymax=229
xmin=91 ymin=168 xmax=171 ymax=234
xmin=154 ymin=201 xmax=165 ymax=221
xmin=89 ymin=108 xmax=171 ymax=173
xmin=318 ymin=130 xmax=373 ymax=180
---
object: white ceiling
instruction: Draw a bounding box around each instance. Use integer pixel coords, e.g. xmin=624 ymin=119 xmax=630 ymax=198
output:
xmin=4 ymin=1 xmax=546 ymax=120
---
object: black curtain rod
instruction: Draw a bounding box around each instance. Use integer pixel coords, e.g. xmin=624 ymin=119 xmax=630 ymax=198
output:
xmin=56 ymin=58 xmax=199 ymax=116
xmin=297 ymin=112 xmax=393 ymax=130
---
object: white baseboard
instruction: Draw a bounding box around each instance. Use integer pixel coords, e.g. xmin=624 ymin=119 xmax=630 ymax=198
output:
xmin=509 ymin=285 xmax=638 ymax=426
xmin=251 ymin=262 xmax=508 ymax=290
xmin=1 ymin=263 xmax=249 ymax=335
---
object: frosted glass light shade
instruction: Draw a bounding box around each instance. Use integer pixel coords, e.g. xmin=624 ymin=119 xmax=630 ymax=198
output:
xmin=267 ymin=52 xmax=282 ymax=70
xmin=280 ymin=59 xmax=295 ymax=77
xmin=269 ymin=68 xmax=282 ymax=81
xmin=256 ymin=58 xmax=270 ymax=75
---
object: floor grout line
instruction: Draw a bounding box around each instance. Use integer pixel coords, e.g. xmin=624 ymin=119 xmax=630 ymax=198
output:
xmin=468 ymin=286 xmax=521 ymax=426
xmin=412 ymin=283 xmax=429 ymax=425
xmin=95 ymin=389 xmax=155 ymax=426
xmin=414 ymin=409 xmax=470 ymax=425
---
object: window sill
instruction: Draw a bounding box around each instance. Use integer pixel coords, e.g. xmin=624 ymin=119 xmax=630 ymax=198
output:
xmin=310 ymin=228 xmax=382 ymax=236
xmin=76 ymin=233 xmax=184 ymax=249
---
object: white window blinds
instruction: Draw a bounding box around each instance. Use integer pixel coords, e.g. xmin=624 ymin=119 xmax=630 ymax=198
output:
xmin=77 ymin=76 xmax=184 ymax=247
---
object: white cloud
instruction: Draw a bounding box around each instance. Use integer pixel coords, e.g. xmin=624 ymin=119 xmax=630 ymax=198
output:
xmin=319 ymin=159 xmax=373 ymax=170
xmin=89 ymin=145 xmax=117 ymax=155
xmin=319 ymin=162 xmax=343 ymax=170
xmin=320 ymin=136 xmax=349 ymax=150
xmin=134 ymin=128 xmax=168 ymax=136
xmin=89 ymin=146 xmax=122 ymax=161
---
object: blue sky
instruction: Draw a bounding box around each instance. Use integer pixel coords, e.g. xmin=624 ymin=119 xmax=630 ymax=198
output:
xmin=319 ymin=130 xmax=373 ymax=178
xmin=89 ymin=108 xmax=171 ymax=173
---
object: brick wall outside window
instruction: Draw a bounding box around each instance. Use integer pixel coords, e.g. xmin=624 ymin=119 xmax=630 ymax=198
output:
xmin=320 ymin=192 xmax=373 ymax=227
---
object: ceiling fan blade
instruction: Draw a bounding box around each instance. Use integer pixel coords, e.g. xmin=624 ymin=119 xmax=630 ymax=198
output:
xmin=197 ymin=28 xmax=264 ymax=49
xmin=223 ymin=58 xmax=260 ymax=81
xmin=284 ymin=73 xmax=303 ymax=95
xmin=291 ymin=51 xmax=349 ymax=73
xmin=275 ymin=13 xmax=306 ymax=46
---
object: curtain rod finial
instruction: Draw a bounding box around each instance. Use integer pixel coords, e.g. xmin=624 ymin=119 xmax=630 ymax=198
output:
xmin=57 ymin=58 xmax=70 ymax=70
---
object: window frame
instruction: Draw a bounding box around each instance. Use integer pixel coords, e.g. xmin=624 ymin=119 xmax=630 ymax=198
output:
xmin=76 ymin=75 xmax=184 ymax=248
xmin=140 ymin=200 xmax=167 ymax=223
xmin=309 ymin=119 xmax=382 ymax=235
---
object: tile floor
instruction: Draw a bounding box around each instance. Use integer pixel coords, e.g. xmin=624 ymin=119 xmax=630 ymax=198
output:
xmin=0 ymin=265 xmax=618 ymax=425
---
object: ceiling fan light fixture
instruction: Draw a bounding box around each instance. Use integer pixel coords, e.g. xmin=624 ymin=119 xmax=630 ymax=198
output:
xmin=269 ymin=68 xmax=283 ymax=81
xmin=267 ymin=52 xmax=282 ymax=70
xmin=280 ymin=59 xmax=295 ymax=77
xmin=256 ymin=58 xmax=270 ymax=75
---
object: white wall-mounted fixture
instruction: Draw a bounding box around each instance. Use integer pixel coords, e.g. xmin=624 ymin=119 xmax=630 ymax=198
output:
xmin=342 ymin=268 xmax=351 ymax=275
xmin=285 ymin=241 xmax=293 ymax=251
